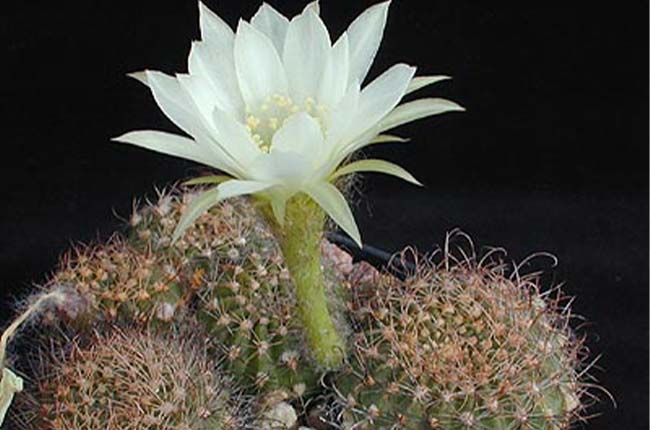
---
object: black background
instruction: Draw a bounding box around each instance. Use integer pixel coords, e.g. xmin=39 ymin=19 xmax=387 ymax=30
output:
xmin=0 ymin=1 xmax=647 ymax=429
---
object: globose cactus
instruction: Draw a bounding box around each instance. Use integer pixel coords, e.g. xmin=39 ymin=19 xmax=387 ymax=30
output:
xmin=45 ymin=238 xmax=186 ymax=326
xmin=40 ymin=189 xmax=271 ymax=328
xmin=10 ymin=327 xmax=248 ymax=430
xmin=335 ymin=240 xmax=595 ymax=430
xmin=133 ymin=189 xmax=351 ymax=397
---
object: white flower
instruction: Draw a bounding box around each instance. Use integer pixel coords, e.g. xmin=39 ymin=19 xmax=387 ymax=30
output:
xmin=113 ymin=1 xmax=464 ymax=246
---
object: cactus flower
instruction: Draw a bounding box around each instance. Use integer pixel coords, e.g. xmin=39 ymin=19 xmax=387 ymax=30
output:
xmin=114 ymin=0 xmax=463 ymax=246
xmin=114 ymin=0 xmax=463 ymax=369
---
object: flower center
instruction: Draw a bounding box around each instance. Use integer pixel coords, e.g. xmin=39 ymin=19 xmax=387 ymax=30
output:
xmin=245 ymin=94 xmax=327 ymax=152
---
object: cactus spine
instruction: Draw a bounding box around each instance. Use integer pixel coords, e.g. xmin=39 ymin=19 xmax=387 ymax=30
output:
xmin=336 ymin=245 xmax=590 ymax=430
xmin=12 ymin=328 xmax=248 ymax=430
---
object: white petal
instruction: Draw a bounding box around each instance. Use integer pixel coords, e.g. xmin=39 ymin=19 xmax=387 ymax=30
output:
xmin=368 ymin=134 xmax=410 ymax=144
xmin=346 ymin=1 xmax=390 ymax=85
xmin=234 ymin=20 xmax=288 ymax=107
xmin=330 ymin=158 xmax=422 ymax=185
xmin=188 ymin=41 xmax=244 ymax=118
xmin=177 ymin=74 xmax=218 ymax=127
xmin=172 ymin=180 xmax=271 ymax=242
xmin=211 ymin=108 xmax=261 ymax=168
xmin=271 ymin=111 xmax=324 ymax=155
xmin=379 ymin=98 xmax=465 ymax=132
xmin=127 ymin=71 xmax=149 ymax=86
xmin=266 ymin=189 xmax=291 ymax=226
xmin=144 ymin=70 xmax=207 ymax=138
xmin=283 ymin=9 xmax=331 ymax=102
xmin=324 ymin=81 xmax=360 ymax=148
xmin=318 ymin=33 xmax=350 ymax=108
xmin=251 ymin=150 xmax=313 ymax=185
xmin=304 ymin=181 xmax=361 ymax=247
xmin=251 ymin=3 xmax=290 ymax=53
xmin=112 ymin=130 xmax=236 ymax=174
xmin=0 ymin=368 xmax=23 ymax=426
xmin=303 ymin=1 xmax=320 ymax=15
xmin=405 ymin=75 xmax=452 ymax=96
xmin=198 ymin=2 xmax=234 ymax=47
xmin=183 ymin=175 xmax=232 ymax=186
xmin=336 ymin=63 xmax=415 ymax=151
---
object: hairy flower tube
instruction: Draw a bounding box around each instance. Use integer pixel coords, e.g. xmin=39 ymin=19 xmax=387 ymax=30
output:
xmin=114 ymin=1 xmax=463 ymax=368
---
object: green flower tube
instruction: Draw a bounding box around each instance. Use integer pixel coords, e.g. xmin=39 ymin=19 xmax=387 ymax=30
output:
xmin=266 ymin=195 xmax=346 ymax=368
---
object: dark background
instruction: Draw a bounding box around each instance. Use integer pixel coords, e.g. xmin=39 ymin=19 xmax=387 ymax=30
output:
xmin=0 ymin=1 xmax=647 ymax=429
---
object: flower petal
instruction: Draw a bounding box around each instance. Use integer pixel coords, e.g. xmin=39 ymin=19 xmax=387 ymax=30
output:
xmin=250 ymin=3 xmax=289 ymax=54
xmin=198 ymin=1 xmax=234 ymax=48
xmin=188 ymin=41 xmax=244 ymax=118
xmin=0 ymin=368 xmax=23 ymax=426
xmin=379 ymin=98 xmax=465 ymax=132
xmin=266 ymin=189 xmax=291 ymax=227
xmin=251 ymin=150 xmax=313 ymax=186
xmin=330 ymin=158 xmax=422 ymax=185
xmin=143 ymin=71 xmax=196 ymax=129
xmin=172 ymin=180 xmax=271 ymax=242
xmin=346 ymin=1 xmax=390 ymax=85
xmin=368 ymin=134 xmax=410 ymax=144
xmin=333 ymin=63 xmax=415 ymax=155
xmin=318 ymin=33 xmax=350 ymax=109
xmin=234 ymin=20 xmax=289 ymax=107
xmin=405 ymin=75 xmax=452 ymax=96
xmin=303 ymin=1 xmax=320 ymax=15
xmin=304 ymin=181 xmax=361 ymax=247
xmin=176 ymin=74 xmax=218 ymax=127
xmin=127 ymin=71 xmax=149 ymax=86
xmin=283 ymin=8 xmax=331 ymax=103
xmin=324 ymin=81 xmax=360 ymax=148
xmin=112 ymin=130 xmax=237 ymax=175
xmin=143 ymin=70 xmax=211 ymax=139
xmin=211 ymin=108 xmax=262 ymax=168
xmin=183 ymin=175 xmax=233 ymax=186
xmin=272 ymin=111 xmax=324 ymax=155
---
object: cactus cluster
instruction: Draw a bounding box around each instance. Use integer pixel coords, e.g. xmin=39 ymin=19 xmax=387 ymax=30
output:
xmin=128 ymin=189 xmax=346 ymax=397
xmin=12 ymin=327 xmax=248 ymax=430
xmin=40 ymin=190 xmax=277 ymax=329
xmin=335 ymin=247 xmax=590 ymax=430
xmin=2 ymin=187 xmax=600 ymax=430
xmin=9 ymin=189 xmax=347 ymax=427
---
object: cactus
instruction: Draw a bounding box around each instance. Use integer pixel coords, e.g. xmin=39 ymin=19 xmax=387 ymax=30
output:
xmin=335 ymin=242 xmax=593 ymax=430
xmin=45 ymin=238 xmax=186 ymax=327
xmin=132 ymin=189 xmax=352 ymax=398
xmin=40 ymin=188 xmax=347 ymax=399
xmin=10 ymin=327 xmax=248 ymax=430
xmin=40 ymin=189 xmax=270 ymax=329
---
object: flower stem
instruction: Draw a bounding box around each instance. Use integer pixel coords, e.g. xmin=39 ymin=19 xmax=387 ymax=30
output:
xmin=264 ymin=195 xmax=346 ymax=369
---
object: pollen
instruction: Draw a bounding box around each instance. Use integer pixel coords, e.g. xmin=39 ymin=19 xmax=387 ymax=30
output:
xmin=246 ymin=115 xmax=261 ymax=130
xmin=245 ymin=93 xmax=328 ymax=151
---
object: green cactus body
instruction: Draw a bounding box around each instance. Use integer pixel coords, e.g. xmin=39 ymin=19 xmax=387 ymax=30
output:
xmin=49 ymin=239 xmax=185 ymax=327
xmin=13 ymin=328 xmax=246 ymax=430
xmin=38 ymin=190 xmax=343 ymax=399
xmin=337 ymin=257 xmax=586 ymax=430
xmin=129 ymin=191 xmax=335 ymax=397
xmin=195 ymin=248 xmax=321 ymax=396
